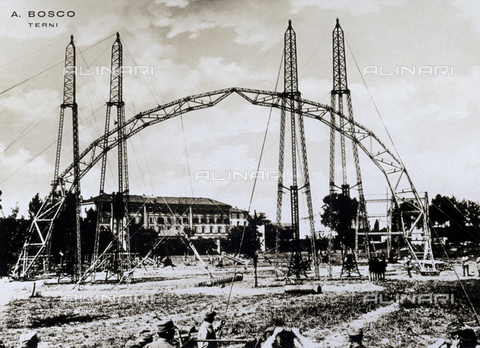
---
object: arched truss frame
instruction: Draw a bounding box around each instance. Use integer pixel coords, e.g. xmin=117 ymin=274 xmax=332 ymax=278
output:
xmin=14 ymin=87 xmax=431 ymax=278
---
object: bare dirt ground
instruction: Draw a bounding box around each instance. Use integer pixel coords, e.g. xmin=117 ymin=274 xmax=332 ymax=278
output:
xmin=0 ymin=258 xmax=478 ymax=347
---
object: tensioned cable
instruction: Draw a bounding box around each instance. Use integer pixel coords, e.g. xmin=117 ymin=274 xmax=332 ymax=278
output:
xmin=429 ymin=221 xmax=480 ymax=325
xmin=138 ymin=133 xmax=155 ymax=193
xmin=431 ymin=199 xmax=480 ymax=244
xmin=122 ymin=39 xmax=157 ymax=194
xmin=0 ymin=60 xmax=63 ymax=97
xmin=0 ymin=104 xmax=59 ymax=156
xmin=346 ymin=39 xmax=404 ymax=165
xmin=1 ymin=35 xmax=136 ymax=192
xmin=239 ymin=40 xmax=280 ymax=87
xmin=0 ymin=51 xmax=61 ymax=156
xmin=124 ymin=83 xmax=150 ymax=194
xmin=0 ymin=36 xmax=66 ymax=70
xmin=299 ymin=31 xmax=330 ymax=74
xmin=222 ymin=50 xmax=284 ymax=328
xmin=77 ymin=42 xmax=111 ymax=128
xmin=76 ymin=39 xmax=116 ymax=158
xmin=77 ymin=49 xmax=106 ymax=142
xmin=179 ymin=115 xmax=194 ymax=197
xmin=77 ymin=195 xmax=166 ymax=288
xmin=129 ymin=141 xmax=148 ymax=194
xmin=78 ymin=51 xmax=117 ymax=193
xmin=0 ymin=34 xmax=115 ymax=158
xmin=0 ymin=105 xmax=105 ymax=185
xmin=0 ymin=49 xmax=59 ymax=119
xmin=0 ymin=34 xmax=115 ymax=97
xmin=122 ymin=41 xmax=160 ymax=106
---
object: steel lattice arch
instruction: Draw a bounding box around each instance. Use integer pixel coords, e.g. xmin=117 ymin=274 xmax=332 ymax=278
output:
xmin=13 ymin=21 xmax=435 ymax=281
xmin=14 ymin=87 xmax=433 ymax=279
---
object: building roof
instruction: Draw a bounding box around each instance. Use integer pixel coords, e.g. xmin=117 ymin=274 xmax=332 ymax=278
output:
xmin=230 ymin=207 xmax=249 ymax=214
xmin=83 ymin=194 xmax=231 ymax=207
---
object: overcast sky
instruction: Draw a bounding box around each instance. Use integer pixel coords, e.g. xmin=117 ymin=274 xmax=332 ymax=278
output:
xmin=0 ymin=0 xmax=479 ymax=234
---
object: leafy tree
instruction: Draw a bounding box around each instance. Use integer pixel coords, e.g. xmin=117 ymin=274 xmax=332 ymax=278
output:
xmin=50 ymin=193 xmax=77 ymax=268
xmin=429 ymin=194 xmax=465 ymax=228
xmin=28 ymin=193 xmax=43 ymax=220
xmin=80 ymin=208 xmax=97 ymax=256
xmin=190 ymin=237 xmax=216 ymax=255
xmin=224 ymin=212 xmax=268 ymax=256
xmin=224 ymin=212 xmax=268 ymax=287
xmin=0 ymin=206 xmax=29 ymax=275
xmin=429 ymin=195 xmax=480 ymax=244
xmin=461 ymin=200 xmax=480 ymax=228
xmin=130 ymin=227 xmax=158 ymax=257
xmin=264 ymin=223 xmax=293 ymax=252
xmin=320 ymin=193 xmax=358 ymax=250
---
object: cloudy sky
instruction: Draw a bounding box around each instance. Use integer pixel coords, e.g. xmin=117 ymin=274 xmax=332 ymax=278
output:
xmin=0 ymin=0 xmax=479 ymax=234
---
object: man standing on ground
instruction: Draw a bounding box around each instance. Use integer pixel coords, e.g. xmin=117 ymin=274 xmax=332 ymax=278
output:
xmin=405 ymin=256 xmax=412 ymax=278
xmin=462 ymin=255 xmax=469 ymax=276
xmin=476 ymin=255 xmax=480 ymax=276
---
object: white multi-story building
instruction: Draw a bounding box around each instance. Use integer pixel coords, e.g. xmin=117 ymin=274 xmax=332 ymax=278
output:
xmin=84 ymin=194 xmax=250 ymax=241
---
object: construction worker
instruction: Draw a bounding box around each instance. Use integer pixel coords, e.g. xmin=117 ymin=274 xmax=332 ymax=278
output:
xmin=347 ymin=327 xmax=366 ymax=348
xmin=461 ymin=256 xmax=469 ymax=277
xmin=476 ymin=255 xmax=480 ymax=276
xmin=405 ymin=256 xmax=413 ymax=278
xmin=145 ymin=319 xmax=177 ymax=348
xmin=197 ymin=310 xmax=222 ymax=348
xmin=449 ymin=326 xmax=478 ymax=348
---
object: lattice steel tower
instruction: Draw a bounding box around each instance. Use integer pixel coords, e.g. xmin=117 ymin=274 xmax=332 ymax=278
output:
xmin=276 ymin=21 xmax=319 ymax=279
xmin=53 ymin=35 xmax=82 ymax=281
xmin=93 ymin=33 xmax=130 ymax=275
xmin=13 ymin=36 xmax=82 ymax=280
xmin=329 ymin=19 xmax=369 ymax=249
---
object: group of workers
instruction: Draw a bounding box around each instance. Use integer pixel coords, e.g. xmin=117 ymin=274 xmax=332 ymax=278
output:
xmin=123 ymin=311 xmax=366 ymax=348
xmin=5 ymin=310 xmax=369 ymax=348
xmin=125 ymin=310 xmax=219 ymax=348
xmin=10 ymin=305 xmax=480 ymax=347
xmin=461 ymin=255 xmax=480 ymax=277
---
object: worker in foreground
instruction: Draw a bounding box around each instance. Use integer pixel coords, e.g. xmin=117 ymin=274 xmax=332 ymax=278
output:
xmin=197 ymin=310 xmax=224 ymax=348
xmin=347 ymin=327 xmax=366 ymax=348
xmin=428 ymin=323 xmax=479 ymax=348
xmin=144 ymin=319 xmax=178 ymax=348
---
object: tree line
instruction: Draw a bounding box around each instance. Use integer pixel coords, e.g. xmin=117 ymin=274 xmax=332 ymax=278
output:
xmin=1 ymin=191 xmax=480 ymax=276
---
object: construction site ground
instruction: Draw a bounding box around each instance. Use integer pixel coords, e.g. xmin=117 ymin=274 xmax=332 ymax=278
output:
xmin=0 ymin=255 xmax=478 ymax=348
